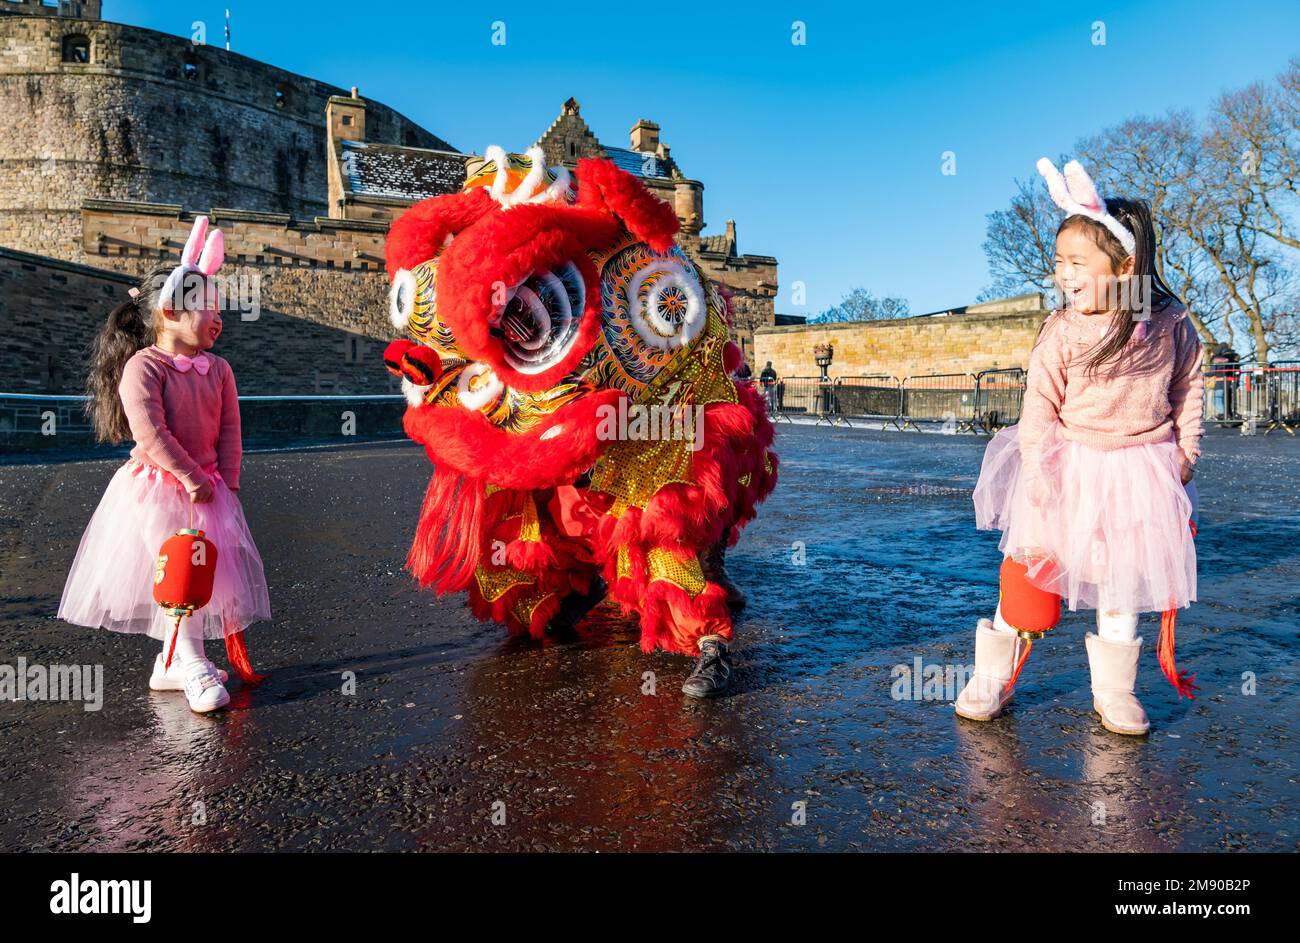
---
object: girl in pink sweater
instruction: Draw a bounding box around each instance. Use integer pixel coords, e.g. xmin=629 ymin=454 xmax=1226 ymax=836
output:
xmin=957 ymin=159 xmax=1202 ymax=735
xmin=59 ymin=217 xmax=270 ymax=713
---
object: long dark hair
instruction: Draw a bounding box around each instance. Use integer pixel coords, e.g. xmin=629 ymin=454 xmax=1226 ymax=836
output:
xmin=86 ymin=264 xmax=172 ymax=443
xmin=1051 ymin=197 xmax=1183 ymax=374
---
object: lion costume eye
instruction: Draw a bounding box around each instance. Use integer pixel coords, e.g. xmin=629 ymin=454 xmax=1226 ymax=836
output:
xmin=626 ymin=258 xmax=706 ymax=351
xmin=499 ymin=262 xmax=586 ymax=374
xmin=389 ymin=268 xmax=418 ymax=330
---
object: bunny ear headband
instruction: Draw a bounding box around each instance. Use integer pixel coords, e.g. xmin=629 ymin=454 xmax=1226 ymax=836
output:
xmin=155 ymin=215 xmax=224 ymax=310
xmin=1036 ymin=158 xmax=1136 ymax=256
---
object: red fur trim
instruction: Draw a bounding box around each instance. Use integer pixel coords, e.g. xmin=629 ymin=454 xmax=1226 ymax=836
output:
xmin=386 ymin=188 xmax=497 ymax=276
xmin=432 ymin=205 xmax=620 ymax=393
xmin=505 ymin=538 xmax=559 ymax=572
xmin=407 ymin=465 xmax=487 ymax=594
xmin=723 ymin=341 xmax=744 ymax=375
xmin=468 ymin=582 xmax=561 ymax=640
xmin=403 ymin=388 xmax=626 ymax=490
xmin=639 ymin=580 xmax=731 ymax=655
xmin=620 ymin=397 xmax=778 ymax=548
xmin=575 ymin=158 xmax=680 ymax=254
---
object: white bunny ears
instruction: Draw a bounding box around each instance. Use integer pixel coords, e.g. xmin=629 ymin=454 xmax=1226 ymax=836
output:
xmin=157 ymin=215 xmax=224 ymax=310
xmin=1036 ymin=158 xmax=1135 ymax=256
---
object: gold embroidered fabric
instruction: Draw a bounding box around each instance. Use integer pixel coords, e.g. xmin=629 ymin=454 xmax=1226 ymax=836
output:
xmin=590 ymin=436 xmax=694 ymax=508
xmin=518 ymin=494 xmax=541 ymax=542
xmin=647 ymin=547 xmax=705 ymax=595
xmin=511 ymin=589 xmax=554 ymax=628
xmin=475 ymin=564 xmax=534 ymax=603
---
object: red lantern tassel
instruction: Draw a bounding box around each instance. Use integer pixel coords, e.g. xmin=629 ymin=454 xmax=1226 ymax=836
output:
xmin=1003 ymin=639 xmax=1032 ymax=693
xmin=225 ymin=629 xmax=265 ymax=686
xmin=1157 ymin=517 xmax=1199 ymax=699
xmin=164 ymin=614 xmax=182 ymax=670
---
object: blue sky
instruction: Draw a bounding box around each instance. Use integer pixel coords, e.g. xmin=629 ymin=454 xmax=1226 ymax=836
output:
xmin=107 ymin=1 xmax=1300 ymax=316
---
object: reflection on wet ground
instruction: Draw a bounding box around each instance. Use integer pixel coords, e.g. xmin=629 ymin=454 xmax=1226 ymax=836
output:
xmin=1 ymin=425 xmax=1296 ymax=851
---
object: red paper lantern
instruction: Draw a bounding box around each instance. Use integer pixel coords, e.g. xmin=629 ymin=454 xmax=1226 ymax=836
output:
xmin=998 ymin=554 xmax=1061 ymax=640
xmin=153 ymin=528 xmax=218 ymax=668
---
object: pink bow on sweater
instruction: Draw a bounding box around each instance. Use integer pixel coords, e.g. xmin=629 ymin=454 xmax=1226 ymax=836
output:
xmin=173 ymin=352 xmax=211 ymax=375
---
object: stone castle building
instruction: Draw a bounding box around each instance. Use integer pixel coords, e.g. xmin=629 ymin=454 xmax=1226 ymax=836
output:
xmin=0 ymin=1 xmax=782 ymax=399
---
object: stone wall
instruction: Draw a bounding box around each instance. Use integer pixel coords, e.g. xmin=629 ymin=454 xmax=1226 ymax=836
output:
xmin=0 ymin=245 xmax=135 ymax=393
xmin=0 ymin=11 xmax=450 ymax=263
xmin=1 ymin=238 xmax=401 ymax=398
xmin=689 ymin=245 xmax=778 ymax=366
xmin=753 ymin=303 xmax=1049 ymax=380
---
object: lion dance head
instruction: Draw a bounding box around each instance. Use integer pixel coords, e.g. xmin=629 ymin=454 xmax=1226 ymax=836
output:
xmin=384 ymin=145 xmax=778 ymax=654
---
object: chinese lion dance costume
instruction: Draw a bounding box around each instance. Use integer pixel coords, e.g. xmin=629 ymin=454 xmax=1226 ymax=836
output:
xmin=382 ymin=146 xmax=777 ymax=690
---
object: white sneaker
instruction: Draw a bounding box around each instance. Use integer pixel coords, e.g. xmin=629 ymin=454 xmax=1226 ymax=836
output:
xmin=181 ymin=659 xmax=231 ymax=713
xmin=149 ymin=653 xmax=227 ymax=691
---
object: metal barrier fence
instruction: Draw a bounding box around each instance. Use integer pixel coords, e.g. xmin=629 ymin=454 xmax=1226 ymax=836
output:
xmin=0 ymin=393 xmax=96 ymax=436
xmin=900 ymin=373 xmax=979 ymax=432
xmin=9 ymin=360 xmax=1298 ymax=443
xmin=834 ymin=375 xmax=903 ymax=428
xmin=1 ymin=393 xmax=407 ymax=452
xmin=763 ymin=377 xmax=840 ymax=425
xmin=1203 ymin=362 xmax=1300 ymax=434
xmin=973 ymin=368 xmax=1026 ymax=433
xmin=763 ymin=362 xmax=1300 ymax=434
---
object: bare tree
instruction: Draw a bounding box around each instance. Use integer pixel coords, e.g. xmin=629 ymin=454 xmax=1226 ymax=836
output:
xmin=978 ymin=175 xmax=1059 ymax=302
xmin=809 ymin=287 xmax=911 ymax=323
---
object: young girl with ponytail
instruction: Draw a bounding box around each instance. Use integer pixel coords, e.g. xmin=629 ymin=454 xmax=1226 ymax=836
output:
xmin=58 ymin=217 xmax=270 ymax=713
xmin=956 ymin=159 xmax=1203 ymax=736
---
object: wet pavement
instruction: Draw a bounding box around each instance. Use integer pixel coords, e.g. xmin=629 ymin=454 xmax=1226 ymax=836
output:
xmin=1 ymin=425 xmax=1297 ymax=852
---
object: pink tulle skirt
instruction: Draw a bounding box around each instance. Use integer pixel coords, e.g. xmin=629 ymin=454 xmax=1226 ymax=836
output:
xmin=973 ymin=423 xmax=1197 ymax=614
xmin=58 ymin=460 xmax=271 ymax=640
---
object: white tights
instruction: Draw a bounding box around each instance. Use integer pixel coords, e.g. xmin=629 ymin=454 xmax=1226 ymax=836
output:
xmin=993 ymin=603 xmax=1138 ymax=643
xmin=159 ymin=618 xmax=208 ymax=664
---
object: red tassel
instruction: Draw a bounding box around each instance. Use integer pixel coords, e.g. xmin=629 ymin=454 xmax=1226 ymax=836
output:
xmin=1157 ymin=608 xmax=1198 ymax=699
xmin=164 ymin=614 xmax=182 ymax=670
xmin=1156 ymin=517 xmax=1199 ymax=699
xmin=225 ymin=630 xmax=265 ymax=686
xmin=1003 ymin=638 xmax=1032 ymax=693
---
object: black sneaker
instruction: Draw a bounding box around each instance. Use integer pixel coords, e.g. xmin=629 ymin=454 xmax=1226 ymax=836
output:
xmin=681 ymin=637 xmax=735 ymax=698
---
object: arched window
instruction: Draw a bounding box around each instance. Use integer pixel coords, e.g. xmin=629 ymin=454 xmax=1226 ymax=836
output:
xmin=274 ymin=84 xmax=288 ymax=108
xmin=183 ymin=54 xmax=199 ymax=81
xmin=61 ymin=34 xmax=90 ymax=64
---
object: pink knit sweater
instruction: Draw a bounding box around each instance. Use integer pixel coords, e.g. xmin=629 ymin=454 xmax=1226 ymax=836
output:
xmin=118 ymin=346 xmax=242 ymax=493
xmin=1019 ymin=302 xmax=1204 ymax=465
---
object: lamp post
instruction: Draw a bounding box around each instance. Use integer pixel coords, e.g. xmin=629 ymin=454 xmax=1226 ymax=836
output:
xmin=813 ymin=342 xmax=838 ymax=425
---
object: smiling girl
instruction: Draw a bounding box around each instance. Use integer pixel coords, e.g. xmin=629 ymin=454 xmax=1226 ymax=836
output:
xmin=955 ymin=159 xmax=1203 ymax=735
xmin=58 ymin=217 xmax=270 ymax=713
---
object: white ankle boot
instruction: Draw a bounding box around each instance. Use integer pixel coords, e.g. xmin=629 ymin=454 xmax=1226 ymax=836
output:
xmin=1086 ymin=633 xmax=1149 ymax=735
xmin=181 ymin=659 xmax=231 ymax=713
xmin=149 ymin=653 xmax=227 ymax=691
xmin=955 ymin=619 xmax=1029 ymax=721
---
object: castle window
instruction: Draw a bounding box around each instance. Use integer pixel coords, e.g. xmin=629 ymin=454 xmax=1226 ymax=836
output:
xmin=183 ymin=54 xmax=199 ymax=81
xmin=61 ymin=34 xmax=90 ymax=64
xmin=275 ymin=85 xmax=288 ymax=108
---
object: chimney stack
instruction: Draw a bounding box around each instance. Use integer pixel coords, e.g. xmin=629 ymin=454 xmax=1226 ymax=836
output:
xmin=630 ymin=119 xmax=660 ymax=154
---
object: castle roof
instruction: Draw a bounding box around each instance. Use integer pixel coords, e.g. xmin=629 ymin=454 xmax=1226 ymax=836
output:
xmin=340 ymin=140 xmax=468 ymax=202
xmin=602 ymin=146 xmax=673 ymax=179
